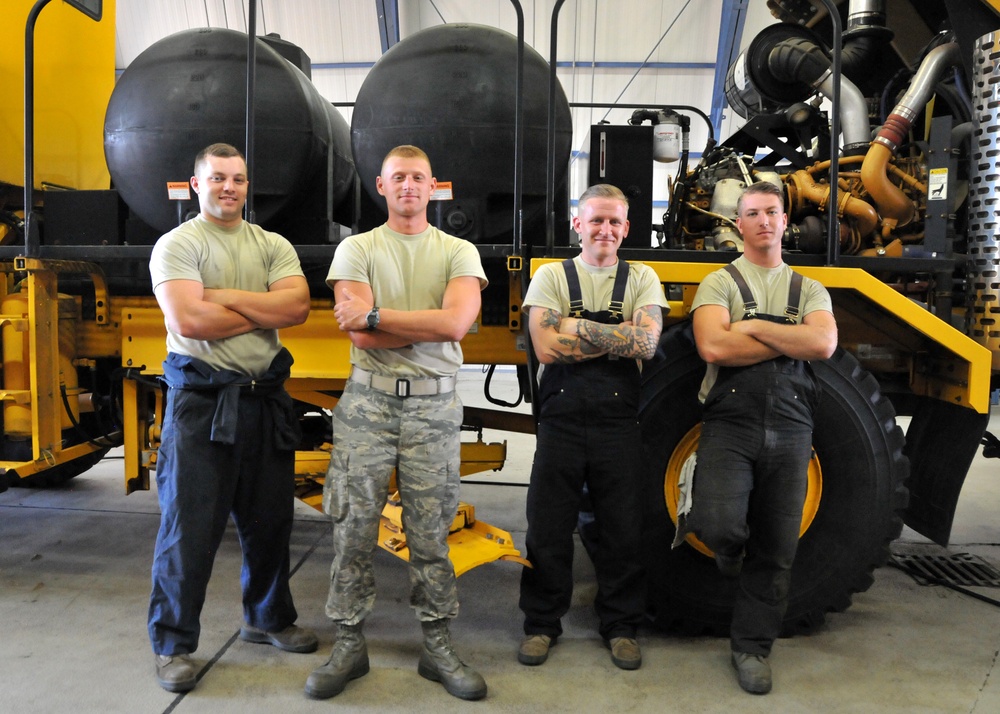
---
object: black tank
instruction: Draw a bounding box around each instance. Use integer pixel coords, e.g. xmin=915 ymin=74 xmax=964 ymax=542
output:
xmin=351 ymin=23 xmax=573 ymax=244
xmin=104 ymin=28 xmax=354 ymax=237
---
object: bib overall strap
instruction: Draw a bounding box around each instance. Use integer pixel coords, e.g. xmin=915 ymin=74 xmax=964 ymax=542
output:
xmin=724 ymin=263 xmax=805 ymax=323
xmin=784 ymin=271 xmax=803 ymax=322
xmin=723 ymin=263 xmax=758 ymax=318
xmin=562 ymin=259 xmax=586 ymax=318
xmin=608 ymin=259 xmax=630 ymax=322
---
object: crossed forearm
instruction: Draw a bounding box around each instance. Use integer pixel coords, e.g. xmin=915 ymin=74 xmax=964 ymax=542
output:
xmin=570 ymin=306 xmax=662 ymax=360
xmin=203 ymin=286 xmax=309 ymax=329
xmin=577 ymin=320 xmax=656 ymax=360
xmin=548 ymin=331 xmax=607 ymax=363
xmin=531 ymin=307 xmax=607 ymax=363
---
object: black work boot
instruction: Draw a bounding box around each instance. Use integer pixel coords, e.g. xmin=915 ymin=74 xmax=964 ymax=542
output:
xmin=417 ymin=619 xmax=487 ymax=700
xmin=303 ymin=623 xmax=369 ymax=699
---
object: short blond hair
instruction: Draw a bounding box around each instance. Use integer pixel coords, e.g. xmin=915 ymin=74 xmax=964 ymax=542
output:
xmin=579 ymin=184 xmax=629 ymax=211
xmin=382 ymin=145 xmax=432 ymax=173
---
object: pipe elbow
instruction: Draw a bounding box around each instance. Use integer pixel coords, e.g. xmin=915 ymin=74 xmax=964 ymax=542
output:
xmin=789 ymin=170 xmax=878 ymax=238
xmin=861 ymin=143 xmax=915 ymax=228
xmin=842 ymin=193 xmax=878 ymax=237
xmin=841 ymin=35 xmax=878 ymax=80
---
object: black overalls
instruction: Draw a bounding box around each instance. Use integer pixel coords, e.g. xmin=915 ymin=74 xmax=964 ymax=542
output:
xmin=520 ymin=259 xmax=645 ymax=641
xmin=688 ymin=263 xmax=821 ymax=656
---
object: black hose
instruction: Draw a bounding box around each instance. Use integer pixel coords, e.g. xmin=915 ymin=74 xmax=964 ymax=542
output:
xmin=768 ymin=37 xmax=831 ymax=86
xmin=483 ymin=364 xmax=523 ymax=408
xmin=60 ymin=384 xmax=122 ymax=449
xmin=841 ymin=35 xmax=878 ymax=82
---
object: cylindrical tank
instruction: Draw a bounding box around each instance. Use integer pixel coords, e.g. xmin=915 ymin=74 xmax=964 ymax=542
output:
xmin=351 ymin=24 xmax=573 ymax=243
xmin=104 ymin=28 xmax=354 ymax=237
xmin=724 ymin=24 xmax=821 ymax=119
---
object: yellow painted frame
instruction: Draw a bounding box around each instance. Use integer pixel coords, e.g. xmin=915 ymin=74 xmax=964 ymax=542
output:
xmin=531 ymin=258 xmax=992 ymax=414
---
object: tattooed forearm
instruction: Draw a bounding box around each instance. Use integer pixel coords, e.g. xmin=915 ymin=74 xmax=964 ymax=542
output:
xmin=577 ymin=305 xmax=663 ymax=360
xmin=546 ymin=334 xmax=604 ymax=363
xmin=634 ymin=305 xmax=664 ymax=358
xmin=539 ymin=308 xmax=562 ymax=331
xmin=535 ymin=307 xmax=608 ymax=363
xmin=577 ymin=321 xmax=636 ymax=355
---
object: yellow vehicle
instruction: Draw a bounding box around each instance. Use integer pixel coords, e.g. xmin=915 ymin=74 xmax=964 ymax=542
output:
xmin=2 ymin=0 xmax=998 ymax=635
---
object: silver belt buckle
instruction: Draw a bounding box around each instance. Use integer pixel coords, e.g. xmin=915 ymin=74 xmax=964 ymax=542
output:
xmin=395 ymin=378 xmax=411 ymax=398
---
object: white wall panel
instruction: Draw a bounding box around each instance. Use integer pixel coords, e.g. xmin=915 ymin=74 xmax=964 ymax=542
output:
xmin=263 ymin=1 xmax=381 ymax=64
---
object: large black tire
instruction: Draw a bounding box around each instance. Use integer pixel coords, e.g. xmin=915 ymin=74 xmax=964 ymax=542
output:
xmin=640 ymin=322 xmax=909 ymax=635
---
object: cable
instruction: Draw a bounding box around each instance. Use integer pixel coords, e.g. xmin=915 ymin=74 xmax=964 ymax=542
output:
xmin=483 ymin=364 xmax=523 ymax=408
xmin=981 ymin=430 xmax=1000 ymax=459
xmin=597 ymin=0 xmax=693 ymax=124
xmin=428 ymin=0 xmax=447 ymax=24
xmin=568 ymin=0 xmax=695 ymax=168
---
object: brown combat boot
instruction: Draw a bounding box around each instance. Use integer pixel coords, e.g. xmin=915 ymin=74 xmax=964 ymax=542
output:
xmin=417 ymin=619 xmax=487 ymax=700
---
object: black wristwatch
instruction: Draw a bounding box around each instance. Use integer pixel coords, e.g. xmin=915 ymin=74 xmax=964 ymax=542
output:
xmin=365 ymin=306 xmax=381 ymax=331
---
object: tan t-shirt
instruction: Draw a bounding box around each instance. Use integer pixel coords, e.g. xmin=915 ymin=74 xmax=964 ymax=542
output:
xmin=523 ymin=255 xmax=669 ymax=319
xmin=327 ymin=224 xmax=488 ymax=378
xmin=149 ymin=215 xmax=304 ymax=378
xmin=692 ymin=255 xmax=833 ymax=401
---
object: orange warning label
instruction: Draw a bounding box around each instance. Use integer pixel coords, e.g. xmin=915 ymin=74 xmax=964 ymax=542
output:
xmin=431 ymin=181 xmax=453 ymax=201
xmin=167 ymin=182 xmax=191 ymax=200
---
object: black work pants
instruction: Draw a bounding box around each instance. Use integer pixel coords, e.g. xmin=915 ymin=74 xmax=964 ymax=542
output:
xmin=688 ymin=361 xmax=815 ymax=656
xmin=519 ymin=383 xmax=645 ymax=641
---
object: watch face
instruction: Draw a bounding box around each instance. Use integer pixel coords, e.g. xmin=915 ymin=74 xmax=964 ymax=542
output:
xmin=367 ymin=308 xmax=379 ymax=330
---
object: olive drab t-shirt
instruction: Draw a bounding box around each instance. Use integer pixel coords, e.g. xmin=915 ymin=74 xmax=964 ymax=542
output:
xmin=691 ymin=255 xmax=833 ymax=402
xmin=522 ymin=256 xmax=669 ymax=382
xmin=327 ymin=224 xmax=488 ymax=378
xmin=523 ymin=255 xmax=668 ymax=322
xmin=149 ymin=215 xmax=305 ymax=378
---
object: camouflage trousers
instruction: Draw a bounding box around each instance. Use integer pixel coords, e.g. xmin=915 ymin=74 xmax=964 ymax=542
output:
xmin=323 ymin=380 xmax=462 ymax=625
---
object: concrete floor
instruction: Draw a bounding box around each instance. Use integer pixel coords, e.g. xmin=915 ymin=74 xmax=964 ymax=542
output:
xmin=2 ymin=369 xmax=1000 ymax=713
